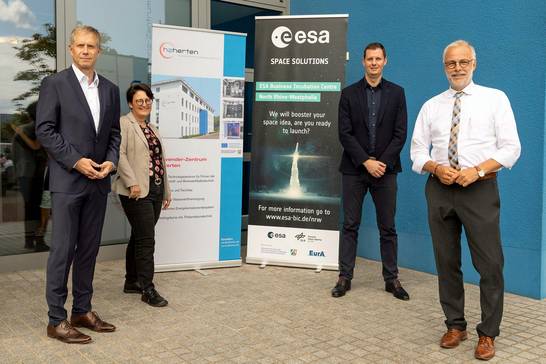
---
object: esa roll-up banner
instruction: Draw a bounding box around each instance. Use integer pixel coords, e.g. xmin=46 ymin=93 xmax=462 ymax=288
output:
xmin=247 ymin=15 xmax=348 ymax=270
xmin=151 ymin=25 xmax=246 ymax=271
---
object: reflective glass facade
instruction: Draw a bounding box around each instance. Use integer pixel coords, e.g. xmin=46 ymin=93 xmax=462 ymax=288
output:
xmin=0 ymin=0 xmax=56 ymax=256
xmin=0 ymin=0 xmax=287 ymax=264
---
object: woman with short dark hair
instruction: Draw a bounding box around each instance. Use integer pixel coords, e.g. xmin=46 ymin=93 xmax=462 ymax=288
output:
xmin=112 ymin=83 xmax=171 ymax=307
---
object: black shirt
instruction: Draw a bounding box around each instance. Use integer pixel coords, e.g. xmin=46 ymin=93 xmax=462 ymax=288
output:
xmin=365 ymin=79 xmax=382 ymax=156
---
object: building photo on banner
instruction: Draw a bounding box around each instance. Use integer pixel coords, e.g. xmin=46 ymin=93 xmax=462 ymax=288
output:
xmin=151 ymin=25 xmax=246 ymax=271
xmin=247 ymin=15 xmax=348 ymax=270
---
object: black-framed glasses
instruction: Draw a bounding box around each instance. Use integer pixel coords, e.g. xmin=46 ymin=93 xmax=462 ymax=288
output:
xmin=135 ymin=98 xmax=153 ymax=106
xmin=444 ymin=59 xmax=474 ymax=69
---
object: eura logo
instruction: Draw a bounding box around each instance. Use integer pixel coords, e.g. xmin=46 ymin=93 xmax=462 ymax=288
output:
xmin=271 ymin=26 xmax=330 ymax=48
xmin=309 ymin=250 xmax=325 ymax=257
xmin=267 ymin=232 xmax=286 ymax=239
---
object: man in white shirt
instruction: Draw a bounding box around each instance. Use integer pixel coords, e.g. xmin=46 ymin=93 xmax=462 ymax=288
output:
xmin=410 ymin=40 xmax=520 ymax=361
xmin=37 ymin=25 xmax=120 ymax=344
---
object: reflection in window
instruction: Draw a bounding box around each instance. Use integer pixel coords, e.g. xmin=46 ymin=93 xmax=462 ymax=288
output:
xmin=0 ymin=0 xmax=56 ymax=256
xmin=211 ymin=0 xmax=281 ymax=69
xmin=75 ymin=0 xmax=190 ymax=246
xmin=76 ymin=0 xmax=191 ymax=113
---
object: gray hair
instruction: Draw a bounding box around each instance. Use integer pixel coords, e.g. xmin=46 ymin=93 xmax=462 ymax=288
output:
xmin=70 ymin=25 xmax=101 ymax=48
xmin=442 ymin=40 xmax=476 ymax=61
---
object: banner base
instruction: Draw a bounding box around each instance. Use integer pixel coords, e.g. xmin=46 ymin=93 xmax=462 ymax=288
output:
xmin=155 ymin=259 xmax=242 ymax=273
xmin=246 ymin=257 xmax=338 ymax=271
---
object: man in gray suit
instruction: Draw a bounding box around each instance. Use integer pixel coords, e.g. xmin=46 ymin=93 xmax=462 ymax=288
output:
xmin=36 ymin=25 xmax=120 ymax=344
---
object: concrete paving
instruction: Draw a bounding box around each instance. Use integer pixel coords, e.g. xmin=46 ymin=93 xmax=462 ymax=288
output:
xmin=1 ymin=256 xmax=545 ymax=363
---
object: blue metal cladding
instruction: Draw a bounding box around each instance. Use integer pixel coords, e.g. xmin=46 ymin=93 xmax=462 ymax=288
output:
xmin=199 ymin=109 xmax=208 ymax=135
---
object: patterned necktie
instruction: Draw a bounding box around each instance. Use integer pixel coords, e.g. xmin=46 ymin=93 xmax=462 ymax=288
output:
xmin=448 ymin=92 xmax=464 ymax=169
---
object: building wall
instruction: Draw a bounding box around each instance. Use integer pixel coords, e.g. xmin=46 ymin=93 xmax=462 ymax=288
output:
xmin=152 ymin=81 xmax=215 ymax=138
xmin=291 ymin=0 xmax=546 ymax=298
xmin=152 ymin=82 xmax=184 ymax=137
xmin=542 ymin=74 xmax=546 ymax=298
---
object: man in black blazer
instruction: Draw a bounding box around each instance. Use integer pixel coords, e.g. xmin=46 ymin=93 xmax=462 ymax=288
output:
xmin=332 ymin=43 xmax=409 ymax=300
xmin=36 ymin=25 xmax=120 ymax=344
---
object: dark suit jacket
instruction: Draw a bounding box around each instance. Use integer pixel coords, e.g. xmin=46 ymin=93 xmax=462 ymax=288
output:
xmin=36 ymin=67 xmax=121 ymax=194
xmin=338 ymin=77 xmax=407 ymax=175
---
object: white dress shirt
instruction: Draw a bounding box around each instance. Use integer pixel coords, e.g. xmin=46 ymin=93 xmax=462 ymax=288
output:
xmin=410 ymin=82 xmax=521 ymax=174
xmin=72 ymin=64 xmax=100 ymax=131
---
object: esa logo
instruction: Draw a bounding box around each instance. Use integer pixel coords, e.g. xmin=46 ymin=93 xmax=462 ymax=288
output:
xmin=308 ymin=250 xmax=325 ymax=257
xmin=295 ymin=233 xmax=306 ymax=241
xmin=267 ymin=231 xmax=286 ymax=239
xmin=271 ymin=26 xmax=330 ymax=48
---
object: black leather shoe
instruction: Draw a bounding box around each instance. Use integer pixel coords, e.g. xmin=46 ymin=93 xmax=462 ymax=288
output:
xmin=385 ymin=279 xmax=410 ymax=300
xmin=123 ymin=281 xmax=142 ymax=294
xmin=141 ymin=288 xmax=168 ymax=307
xmin=331 ymin=277 xmax=351 ymax=298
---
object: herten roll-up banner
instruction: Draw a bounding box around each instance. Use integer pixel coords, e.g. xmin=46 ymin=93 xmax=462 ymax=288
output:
xmin=247 ymin=15 xmax=348 ymax=270
xmin=151 ymin=24 xmax=246 ymax=271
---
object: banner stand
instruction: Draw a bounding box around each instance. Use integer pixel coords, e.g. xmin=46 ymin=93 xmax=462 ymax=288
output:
xmin=246 ymin=257 xmax=336 ymax=271
xmin=155 ymin=260 xmax=242 ymax=273
xmin=246 ymin=15 xmax=348 ymax=271
xmin=151 ymin=24 xmax=247 ymax=272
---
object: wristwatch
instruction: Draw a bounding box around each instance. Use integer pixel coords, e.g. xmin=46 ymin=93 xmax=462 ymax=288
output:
xmin=474 ymin=166 xmax=485 ymax=178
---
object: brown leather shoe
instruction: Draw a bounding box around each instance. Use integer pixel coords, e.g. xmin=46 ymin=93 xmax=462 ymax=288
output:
xmin=47 ymin=320 xmax=92 ymax=344
xmin=475 ymin=336 xmax=495 ymax=360
xmin=440 ymin=328 xmax=468 ymax=348
xmin=70 ymin=311 xmax=116 ymax=332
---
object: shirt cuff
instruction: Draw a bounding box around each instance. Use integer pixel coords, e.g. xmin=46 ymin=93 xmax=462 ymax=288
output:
xmin=490 ymin=151 xmax=516 ymax=169
xmin=412 ymin=155 xmax=431 ymax=174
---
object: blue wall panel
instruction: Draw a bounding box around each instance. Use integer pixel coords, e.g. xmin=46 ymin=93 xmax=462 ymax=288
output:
xmin=291 ymin=0 xmax=546 ymax=298
xmin=199 ymin=109 xmax=208 ymax=135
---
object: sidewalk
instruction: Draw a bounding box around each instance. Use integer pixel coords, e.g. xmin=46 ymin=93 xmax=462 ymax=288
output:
xmin=1 ymin=257 xmax=545 ymax=363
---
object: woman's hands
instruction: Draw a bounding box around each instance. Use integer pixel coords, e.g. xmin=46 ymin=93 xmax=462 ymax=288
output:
xmin=129 ymin=185 xmax=141 ymax=199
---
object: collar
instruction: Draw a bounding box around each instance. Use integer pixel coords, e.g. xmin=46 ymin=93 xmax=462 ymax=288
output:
xmin=126 ymin=111 xmax=149 ymax=125
xmin=72 ymin=64 xmax=99 ymax=87
xmin=364 ymin=77 xmax=383 ymax=90
xmin=447 ymin=81 xmax=475 ymax=97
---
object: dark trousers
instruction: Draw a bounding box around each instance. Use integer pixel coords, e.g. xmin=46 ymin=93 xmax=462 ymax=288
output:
xmin=18 ymin=176 xmax=43 ymax=244
xmin=425 ymin=176 xmax=504 ymax=337
xmin=340 ymin=172 xmax=399 ymax=281
xmin=119 ymin=181 xmax=164 ymax=291
xmin=46 ymin=182 xmax=108 ymax=325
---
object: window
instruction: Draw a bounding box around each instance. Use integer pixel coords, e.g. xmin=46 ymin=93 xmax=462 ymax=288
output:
xmin=0 ymin=0 xmax=56 ymax=256
xmin=76 ymin=0 xmax=191 ymax=115
xmin=211 ymin=0 xmax=281 ymax=68
xmin=75 ymin=0 xmax=191 ymax=247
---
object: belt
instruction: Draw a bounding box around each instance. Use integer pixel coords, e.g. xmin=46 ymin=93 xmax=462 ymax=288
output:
xmin=430 ymin=171 xmax=497 ymax=181
xmin=150 ymin=176 xmax=163 ymax=186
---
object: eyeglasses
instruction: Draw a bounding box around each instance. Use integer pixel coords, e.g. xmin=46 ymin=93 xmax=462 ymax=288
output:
xmin=444 ymin=59 xmax=474 ymax=69
xmin=135 ymin=98 xmax=153 ymax=106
